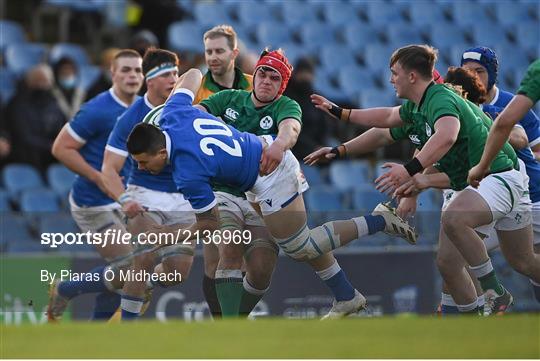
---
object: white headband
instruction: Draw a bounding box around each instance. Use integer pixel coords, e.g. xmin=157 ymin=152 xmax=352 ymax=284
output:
xmin=146 ymin=63 xmax=178 ymax=80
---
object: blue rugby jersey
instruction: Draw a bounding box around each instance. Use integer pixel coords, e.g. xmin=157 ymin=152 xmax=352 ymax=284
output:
xmin=160 ymin=89 xmax=262 ymax=213
xmin=68 ymin=89 xmax=136 ymax=206
xmin=484 ymin=104 xmax=540 ymax=203
xmin=106 ymin=94 xmax=177 ymax=193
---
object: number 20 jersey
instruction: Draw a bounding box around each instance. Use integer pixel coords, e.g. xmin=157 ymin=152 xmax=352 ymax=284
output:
xmin=159 ymin=89 xmax=263 ymax=213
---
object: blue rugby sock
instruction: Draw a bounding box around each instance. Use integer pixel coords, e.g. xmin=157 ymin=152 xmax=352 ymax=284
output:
xmin=121 ymin=295 xmax=144 ymax=320
xmin=364 ymin=215 xmax=386 ymax=235
xmin=316 ymin=261 xmax=355 ymax=301
xmin=57 ymin=266 xmax=108 ymax=299
xmin=91 ymin=291 xmax=120 ymax=320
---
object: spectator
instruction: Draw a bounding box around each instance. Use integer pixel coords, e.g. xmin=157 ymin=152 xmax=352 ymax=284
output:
xmin=52 ymin=57 xmax=86 ymax=119
xmin=129 ymin=29 xmax=159 ymax=57
xmin=86 ymin=48 xmax=120 ymax=100
xmin=6 ymin=64 xmax=66 ymax=173
xmin=284 ymin=57 xmax=331 ymax=160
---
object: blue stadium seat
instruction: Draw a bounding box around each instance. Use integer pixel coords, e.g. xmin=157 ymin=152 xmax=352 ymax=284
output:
xmin=313 ymin=71 xmax=349 ymax=104
xmin=408 ymin=1 xmax=449 ymax=26
xmin=343 ymin=23 xmax=381 ymax=52
xmin=20 ymin=189 xmax=60 ymax=213
xmin=304 ymin=185 xmax=343 ymax=212
xmin=451 ymin=2 xmax=490 ymax=26
xmin=352 ymin=185 xmax=387 ymax=211
xmin=494 ymin=44 xmax=532 ymax=76
xmin=386 ymin=23 xmax=425 ymax=45
xmin=428 ymin=24 xmax=467 ymax=50
xmin=167 ymin=21 xmax=204 ymax=53
xmin=494 ymin=1 xmax=534 ymax=26
xmin=472 ymin=24 xmax=510 ymax=49
xmin=8 ymin=239 xmax=49 ymax=253
xmin=49 ymin=43 xmax=90 ymax=67
xmin=329 ymin=160 xmax=371 ymax=191
xmin=47 ymin=163 xmax=76 ymax=199
xmin=280 ymin=1 xmax=319 ymax=27
xmin=322 ymin=1 xmax=360 ymax=25
xmin=192 ymin=2 xmax=233 ymax=27
xmin=38 ymin=213 xmax=79 ymax=234
xmin=78 ymin=65 xmax=102 ymax=90
xmin=319 ymin=45 xmax=357 ymax=72
xmin=0 ymin=67 xmax=17 ymax=105
xmin=0 ymin=20 xmax=26 ymax=53
xmin=2 ymin=164 xmax=44 ymax=201
xmin=338 ymin=65 xmax=378 ymax=100
xmin=298 ymin=22 xmax=337 ymax=52
xmin=363 ymin=44 xmax=395 ymax=72
xmin=365 ymin=1 xmax=407 ymax=24
xmin=0 ymin=214 xmax=33 ymax=250
xmin=255 ymin=22 xmax=293 ymax=48
xmin=416 ymin=189 xmax=442 ymax=212
xmin=300 ymin=165 xmax=325 ymax=186
xmin=237 ymin=2 xmax=275 ymax=27
xmin=0 ymin=189 xmax=10 ymax=212
xmin=359 ymin=89 xmax=397 ymax=108
xmin=4 ymin=43 xmax=47 ymax=76
xmin=517 ymin=23 xmax=540 ymax=49
xmin=279 ymin=44 xmax=309 ymax=69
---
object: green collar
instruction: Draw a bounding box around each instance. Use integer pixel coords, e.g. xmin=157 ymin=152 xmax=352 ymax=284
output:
xmin=203 ymin=67 xmax=251 ymax=92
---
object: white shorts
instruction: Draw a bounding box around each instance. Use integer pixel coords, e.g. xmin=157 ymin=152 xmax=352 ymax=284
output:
xmin=246 ymin=136 xmax=309 ymax=216
xmin=215 ymin=191 xmax=265 ymax=227
xmin=442 ymin=162 xmax=532 ymax=234
xmin=125 ymin=184 xmax=195 ymax=226
xmin=483 ymin=200 xmax=540 ymax=251
xmin=69 ymin=193 xmax=125 ymax=233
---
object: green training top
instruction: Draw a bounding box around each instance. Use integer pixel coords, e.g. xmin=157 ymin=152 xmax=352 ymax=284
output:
xmin=201 ymin=89 xmax=302 ymax=197
xmin=517 ymin=59 xmax=540 ymax=105
xmin=390 ymin=83 xmax=516 ymax=191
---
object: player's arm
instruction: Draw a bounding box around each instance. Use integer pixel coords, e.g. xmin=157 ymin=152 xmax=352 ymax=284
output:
xmin=170 ymin=68 xmax=203 ymax=100
xmin=473 ymin=95 xmax=532 ymax=172
xmin=508 ymin=125 xmax=529 ymax=150
xmin=311 ymin=93 xmax=404 ymax=128
xmin=304 ymin=127 xmax=395 ymax=165
xmin=259 ymin=118 xmax=302 ymax=175
xmin=532 ymin=143 xmax=540 ymax=161
xmin=52 ymin=124 xmax=105 ymax=191
xmin=101 ymin=150 xmax=127 ymax=201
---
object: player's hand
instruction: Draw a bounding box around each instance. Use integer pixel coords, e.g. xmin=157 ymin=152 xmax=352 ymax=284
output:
xmin=396 ymin=196 xmax=417 ymax=219
xmin=303 ymin=147 xmax=336 ymax=166
xmin=122 ymin=200 xmax=145 ymax=219
xmin=310 ymin=94 xmax=337 ymax=118
xmin=467 ymin=164 xmax=488 ymax=188
xmin=260 ymin=140 xmax=285 ymax=175
xmin=375 ymin=162 xmax=411 ymax=195
xmin=393 ymin=173 xmax=428 ymax=198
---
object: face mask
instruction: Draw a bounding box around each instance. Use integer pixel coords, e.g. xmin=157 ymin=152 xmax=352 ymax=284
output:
xmin=59 ymin=76 xmax=77 ymax=90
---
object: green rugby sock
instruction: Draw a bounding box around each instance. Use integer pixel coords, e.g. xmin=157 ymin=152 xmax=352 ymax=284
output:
xmin=215 ymin=269 xmax=243 ymax=317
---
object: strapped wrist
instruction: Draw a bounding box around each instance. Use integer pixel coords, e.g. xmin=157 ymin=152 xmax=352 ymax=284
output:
xmin=117 ymin=192 xmax=133 ymax=205
xmin=404 ymin=157 xmax=424 ymax=176
xmin=330 ymin=144 xmax=347 ymax=159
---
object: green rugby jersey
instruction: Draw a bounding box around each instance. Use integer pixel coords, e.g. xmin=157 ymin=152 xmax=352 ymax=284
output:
xmin=518 ymin=59 xmax=540 ymax=105
xmin=390 ymin=83 xmax=515 ymax=191
xmin=201 ymin=90 xmax=302 ymax=197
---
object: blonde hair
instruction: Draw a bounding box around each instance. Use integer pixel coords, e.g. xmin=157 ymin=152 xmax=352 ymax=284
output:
xmin=203 ymin=24 xmax=237 ymax=50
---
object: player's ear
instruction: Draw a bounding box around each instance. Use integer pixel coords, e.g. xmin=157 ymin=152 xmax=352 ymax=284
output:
xmin=158 ymin=148 xmax=168 ymax=160
xmin=231 ymin=47 xmax=239 ymax=60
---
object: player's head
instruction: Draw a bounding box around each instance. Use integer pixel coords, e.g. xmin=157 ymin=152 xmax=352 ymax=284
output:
xmin=203 ymin=25 xmax=239 ymax=77
xmin=143 ymin=48 xmax=179 ymax=102
xmin=460 ymin=46 xmax=498 ymax=92
xmin=444 ymin=66 xmax=487 ymax=105
xmin=111 ymin=49 xmax=144 ymax=96
xmin=389 ymin=44 xmax=438 ymax=99
xmin=127 ymin=123 xmax=167 ymax=174
xmin=252 ymin=48 xmax=293 ymax=103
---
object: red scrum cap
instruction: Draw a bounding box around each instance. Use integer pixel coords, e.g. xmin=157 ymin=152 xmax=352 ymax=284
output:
xmin=254 ymin=49 xmax=293 ymax=96
xmin=433 ymin=69 xmax=443 ymax=84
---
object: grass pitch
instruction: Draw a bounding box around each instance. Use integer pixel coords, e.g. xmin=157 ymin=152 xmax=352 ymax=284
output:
xmin=1 ymin=314 xmax=539 ymax=358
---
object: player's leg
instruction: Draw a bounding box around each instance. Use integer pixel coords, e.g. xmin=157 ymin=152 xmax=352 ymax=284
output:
xmin=241 ymin=222 xmax=278 ymax=316
xmin=203 ymin=243 xmax=221 ymax=318
xmin=530 ymin=202 xmax=540 ymax=301
xmin=48 ymin=204 xmax=131 ymax=322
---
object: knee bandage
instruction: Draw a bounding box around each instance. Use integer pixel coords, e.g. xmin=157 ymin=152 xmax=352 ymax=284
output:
xmin=275 ymin=222 xmax=341 ymax=260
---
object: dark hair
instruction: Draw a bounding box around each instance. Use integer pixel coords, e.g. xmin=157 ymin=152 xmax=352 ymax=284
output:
xmin=53 ymin=56 xmax=78 ymax=78
xmin=142 ymin=48 xmax=180 ymax=76
xmin=444 ymin=66 xmax=487 ymax=104
xmin=127 ymin=123 xmax=166 ymax=155
xmin=389 ymin=44 xmax=438 ymax=80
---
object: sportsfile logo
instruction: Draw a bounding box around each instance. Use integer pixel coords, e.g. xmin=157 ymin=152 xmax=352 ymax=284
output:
xmin=225 ymin=108 xmax=239 ymax=121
